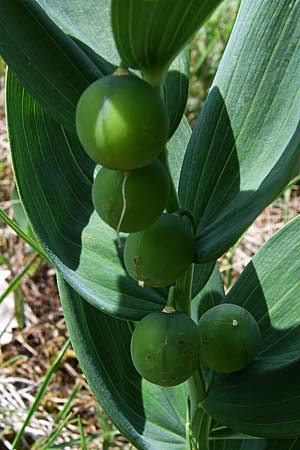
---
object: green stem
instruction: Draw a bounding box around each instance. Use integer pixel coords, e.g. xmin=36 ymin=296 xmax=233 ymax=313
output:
xmin=164 ymin=286 xmax=176 ymax=311
xmin=198 ymin=410 xmax=211 ymax=450
xmin=176 ymin=208 xmax=197 ymax=236
xmin=142 ymin=65 xmax=168 ymax=88
xmin=174 ymin=264 xmax=193 ymax=315
xmin=159 ymin=149 xmax=180 ymax=212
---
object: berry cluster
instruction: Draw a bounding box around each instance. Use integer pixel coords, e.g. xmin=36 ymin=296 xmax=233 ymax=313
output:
xmin=75 ymin=68 xmax=261 ymax=388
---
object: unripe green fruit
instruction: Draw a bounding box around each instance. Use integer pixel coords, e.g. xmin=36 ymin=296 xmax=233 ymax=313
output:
xmin=92 ymin=160 xmax=170 ymax=233
xmin=75 ymin=72 xmax=169 ymax=170
xmin=198 ymin=304 xmax=261 ymax=374
xmin=124 ymin=214 xmax=195 ymax=287
xmin=131 ymin=310 xmax=201 ymax=386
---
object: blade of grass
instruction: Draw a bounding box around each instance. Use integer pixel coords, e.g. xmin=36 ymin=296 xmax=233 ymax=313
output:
xmin=11 ymin=339 xmax=70 ymax=449
xmin=46 ymin=433 xmax=103 ymax=449
xmin=55 ymin=383 xmax=82 ymax=423
xmin=78 ymin=416 xmax=88 ymax=450
xmin=0 ymin=208 xmax=48 ymax=261
xmin=0 ymin=354 xmax=28 ymax=369
xmin=0 ymin=253 xmax=39 ymax=305
xmin=41 ymin=412 xmax=76 ymax=450
xmin=0 ymin=253 xmax=11 ymax=269
xmin=14 ymin=289 xmax=25 ymax=328
xmin=96 ymin=407 xmax=116 ymax=449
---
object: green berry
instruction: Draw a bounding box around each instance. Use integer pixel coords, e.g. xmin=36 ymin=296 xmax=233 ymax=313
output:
xmin=76 ymin=71 xmax=169 ymax=170
xmin=198 ymin=304 xmax=261 ymax=373
xmin=124 ymin=213 xmax=195 ymax=287
xmin=131 ymin=310 xmax=201 ymax=386
xmin=92 ymin=160 xmax=170 ymax=233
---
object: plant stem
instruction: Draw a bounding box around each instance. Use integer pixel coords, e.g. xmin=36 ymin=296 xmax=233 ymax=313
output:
xmin=142 ymin=65 xmax=169 ymax=88
xmin=159 ymin=149 xmax=180 ymax=212
xmin=198 ymin=410 xmax=211 ymax=450
xmin=174 ymin=264 xmax=193 ymax=315
xmin=176 ymin=208 xmax=198 ymax=236
xmin=157 ymin=139 xmax=212 ymax=450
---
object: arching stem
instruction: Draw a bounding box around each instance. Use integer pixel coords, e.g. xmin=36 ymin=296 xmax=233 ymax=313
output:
xmin=175 ymin=208 xmax=197 ymax=236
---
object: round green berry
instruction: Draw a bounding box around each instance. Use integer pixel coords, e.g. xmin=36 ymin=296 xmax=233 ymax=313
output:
xmin=76 ymin=71 xmax=169 ymax=170
xmin=131 ymin=310 xmax=201 ymax=386
xmin=124 ymin=213 xmax=195 ymax=287
xmin=92 ymin=160 xmax=170 ymax=232
xmin=198 ymin=304 xmax=261 ymax=373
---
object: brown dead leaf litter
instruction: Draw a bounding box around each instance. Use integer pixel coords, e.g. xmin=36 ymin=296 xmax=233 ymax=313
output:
xmin=0 ymin=71 xmax=299 ymax=450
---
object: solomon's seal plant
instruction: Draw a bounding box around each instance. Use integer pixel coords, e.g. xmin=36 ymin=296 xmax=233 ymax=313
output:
xmin=1 ymin=0 xmax=300 ymax=449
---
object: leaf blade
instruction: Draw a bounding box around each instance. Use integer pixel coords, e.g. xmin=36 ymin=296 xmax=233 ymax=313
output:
xmin=111 ymin=0 xmax=224 ymax=71
xmin=180 ymin=0 xmax=300 ymax=261
xmin=203 ymin=217 xmax=300 ymax=437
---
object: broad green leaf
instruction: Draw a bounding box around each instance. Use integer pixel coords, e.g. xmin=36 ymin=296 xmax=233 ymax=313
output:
xmin=1 ymin=0 xmax=189 ymax=141
xmin=163 ymin=52 xmax=189 ymax=138
xmin=191 ymin=265 xmax=225 ymax=322
xmin=6 ymin=70 xmax=197 ymax=321
xmin=36 ymin=0 xmax=119 ymax=66
xmin=210 ymin=441 xmax=266 ymax=450
xmin=0 ymin=0 xmax=107 ymax=131
xmin=211 ymin=440 xmax=300 ymax=450
xmin=58 ymin=275 xmax=188 ymax=450
xmin=179 ymin=0 xmax=300 ymax=262
xmin=111 ymin=0 xmax=224 ymax=73
xmin=36 ymin=0 xmax=189 ymax=138
xmin=203 ymin=216 xmax=300 ymax=438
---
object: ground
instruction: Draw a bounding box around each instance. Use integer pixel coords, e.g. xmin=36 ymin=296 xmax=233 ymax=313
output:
xmin=0 ymin=1 xmax=300 ymax=448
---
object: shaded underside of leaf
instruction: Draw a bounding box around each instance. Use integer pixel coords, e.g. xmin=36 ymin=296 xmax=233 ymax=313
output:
xmin=203 ymin=217 xmax=300 ymax=438
xmin=179 ymin=0 xmax=300 ymax=262
xmin=210 ymin=439 xmax=300 ymax=450
xmin=58 ymin=275 xmax=188 ymax=450
xmin=0 ymin=0 xmax=109 ymax=131
xmin=37 ymin=0 xmax=190 ymax=139
xmin=111 ymin=0 xmax=224 ymax=71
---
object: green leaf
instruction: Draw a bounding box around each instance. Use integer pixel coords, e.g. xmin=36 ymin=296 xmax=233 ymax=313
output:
xmin=111 ymin=0 xmax=224 ymax=72
xmin=36 ymin=0 xmax=189 ymax=138
xmin=203 ymin=216 xmax=300 ymax=438
xmin=38 ymin=0 xmax=190 ymax=139
xmin=180 ymin=0 xmax=300 ymax=262
xmin=210 ymin=439 xmax=300 ymax=450
xmin=191 ymin=265 xmax=225 ymax=322
xmin=0 ymin=0 xmax=108 ymax=131
xmin=36 ymin=0 xmax=119 ymax=66
xmin=1 ymin=0 xmax=189 ymax=141
xmin=163 ymin=52 xmax=189 ymax=139
xmin=6 ymin=70 xmax=195 ymax=321
xmin=58 ymin=275 xmax=188 ymax=450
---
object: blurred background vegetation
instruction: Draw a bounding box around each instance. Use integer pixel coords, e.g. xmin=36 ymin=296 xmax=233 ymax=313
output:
xmin=0 ymin=0 xmax=299 ymax=448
